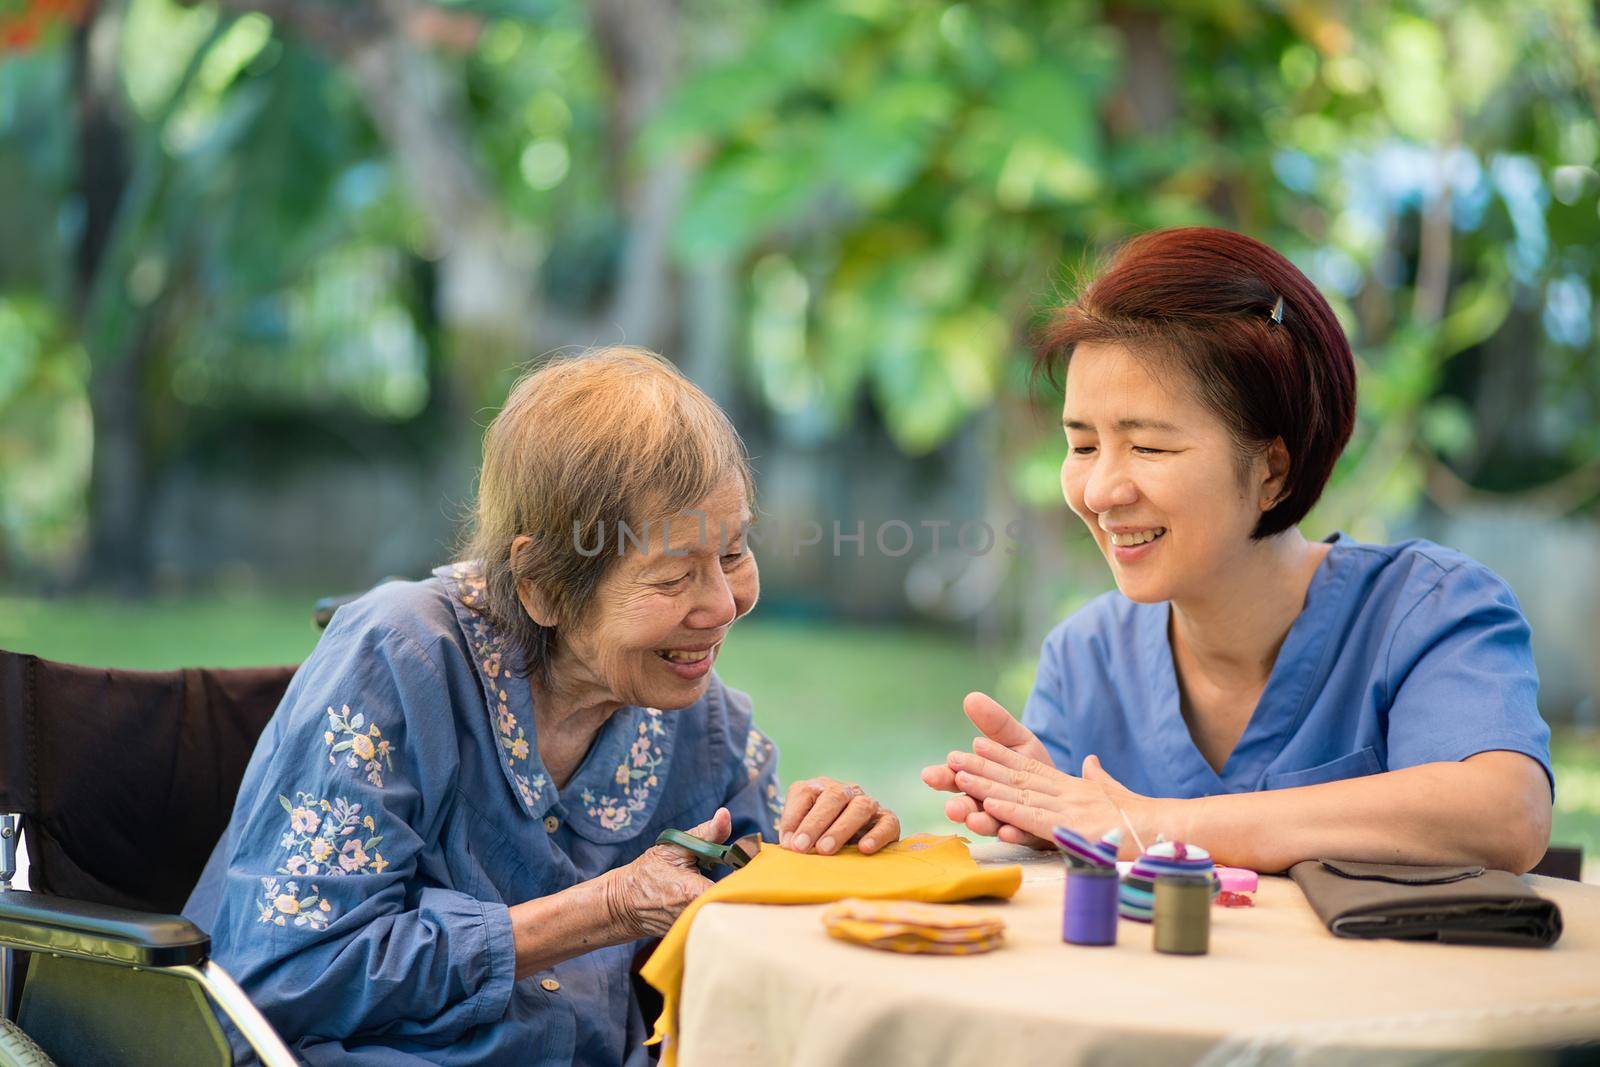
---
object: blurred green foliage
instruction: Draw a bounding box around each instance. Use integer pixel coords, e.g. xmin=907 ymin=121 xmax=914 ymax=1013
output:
xmin=0 ymin=0 xmax=1596 ymax=584
xmin=651 ymin=0 xmax=1600 ymax=533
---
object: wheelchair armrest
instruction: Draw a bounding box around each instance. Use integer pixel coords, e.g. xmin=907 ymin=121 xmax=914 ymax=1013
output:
xmin=0 ymin=889 xmax=209 ymax=967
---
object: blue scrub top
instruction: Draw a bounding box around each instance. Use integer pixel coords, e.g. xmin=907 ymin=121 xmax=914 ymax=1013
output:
xmin=1021 ymin=533 xmax=1553 ymax=797
xmin=184 ymin=563 xmax=782 ymax=1066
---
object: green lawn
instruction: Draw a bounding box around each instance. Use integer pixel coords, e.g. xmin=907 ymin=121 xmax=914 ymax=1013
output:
xmin=3 ymin=591 xmax=1596 ymax=877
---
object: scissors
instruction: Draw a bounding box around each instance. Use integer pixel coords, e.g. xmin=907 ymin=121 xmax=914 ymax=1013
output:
xmin=654 ymin=829 xmax=762 ymax=873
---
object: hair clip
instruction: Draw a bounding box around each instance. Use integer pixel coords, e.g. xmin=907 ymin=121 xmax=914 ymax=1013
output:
xmin=1268 ymin=295 xmax=1285 ymax=325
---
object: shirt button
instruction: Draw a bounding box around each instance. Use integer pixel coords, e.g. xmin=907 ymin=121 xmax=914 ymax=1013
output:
xmin=540 ymin=978 xmax=561 ymax=992
xmin=543 ymin=815 xmax=559 ymax=833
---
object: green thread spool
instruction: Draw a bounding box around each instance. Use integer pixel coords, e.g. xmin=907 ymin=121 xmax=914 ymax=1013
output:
xmin=1153 ymin=874 xmax=1211 ymax=955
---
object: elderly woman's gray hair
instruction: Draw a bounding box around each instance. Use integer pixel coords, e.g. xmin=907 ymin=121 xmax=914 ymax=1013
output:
xmin=460 ymin=346 xmax=754 ymax=682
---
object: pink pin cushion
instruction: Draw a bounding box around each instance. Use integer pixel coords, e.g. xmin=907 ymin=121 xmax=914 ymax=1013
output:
xmin=1215 ymin=866 xmax=1258 ymax=907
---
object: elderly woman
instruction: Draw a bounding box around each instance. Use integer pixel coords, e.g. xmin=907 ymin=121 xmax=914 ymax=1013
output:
xmin=923 ymin=227 xmax=1553 ymax=874
xmin=185 ymin=348 xmax=899 ymax=1064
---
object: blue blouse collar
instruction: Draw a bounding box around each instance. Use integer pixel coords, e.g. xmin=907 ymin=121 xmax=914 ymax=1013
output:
xmin=433 ymin=563 xmax=678 ymax=842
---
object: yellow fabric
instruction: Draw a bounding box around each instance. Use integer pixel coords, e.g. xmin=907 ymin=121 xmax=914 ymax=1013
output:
xmin=821 ymin=897 xmax=1006 ymax=931
xmin=824 ymin=928 xmax=1005 ymax=954
xmin=821 ymin=898 xmax=1006 ymax=951
xmin=640 ymin=833 xmax=1021 ymax=1065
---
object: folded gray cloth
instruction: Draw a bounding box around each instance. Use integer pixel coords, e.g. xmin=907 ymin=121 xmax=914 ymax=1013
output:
xmin=1289 ymin=859 xmax=1563 ymax=948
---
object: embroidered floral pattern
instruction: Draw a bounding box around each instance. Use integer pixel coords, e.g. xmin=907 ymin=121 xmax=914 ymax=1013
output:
xmin=742 ymin=727 xmax=774 ymax=782
xmin=764 ymin=781 xmax=784 ymax=819
xmin=259 ymin=789 xmax=388 ymax=931
xmin=256 ymin=876 xmax=333 ymax=930
xmin=324 ymin=704 xmax=394 ymax=787
xmin=743 ymin=726 xmax=785 ymax=818
xmin=274 ymin=791 xmax=389 ymax=880
xmin=443 ymin=561 xmax=680 ymax=833
xmin=578 ymin=709 xmax=667 ymax=832
xmin=449 ymin=564 xmax=545 ymax=814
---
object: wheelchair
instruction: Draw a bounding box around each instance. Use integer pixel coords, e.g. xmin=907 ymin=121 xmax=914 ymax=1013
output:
xmin=0 ymin=590 xmax=370 ymax=1067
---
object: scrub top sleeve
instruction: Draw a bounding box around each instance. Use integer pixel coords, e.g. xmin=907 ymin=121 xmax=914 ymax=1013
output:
xmin=1383 ymin=562 xmax=1553 ymax=792
xmin=1021 ymin=624 xmax=1076 ymax=774
xmin=714 ymin=681 xmax=784 ymax=845
xmin=210 ymin=623 xmax=517 ymax=1047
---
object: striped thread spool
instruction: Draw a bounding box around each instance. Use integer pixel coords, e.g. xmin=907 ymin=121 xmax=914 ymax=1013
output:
xmin=1051 ymin=826 xmax=1122 ymax=869
xmin=1120 ymin=840 xmax=1219 ymax=922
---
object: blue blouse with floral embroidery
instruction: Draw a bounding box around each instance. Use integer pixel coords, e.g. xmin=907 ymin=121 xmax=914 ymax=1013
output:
xmin=184 ymin=563 xmax=783 ymax=1065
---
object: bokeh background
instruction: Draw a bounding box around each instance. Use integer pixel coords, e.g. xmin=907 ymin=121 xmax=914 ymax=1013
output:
xmin=2 ymin=0 xmax=1598 ymax=875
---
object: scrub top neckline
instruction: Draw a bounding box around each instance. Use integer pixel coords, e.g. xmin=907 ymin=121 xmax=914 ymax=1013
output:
xmin=1137 ymin=532 xmax=1356 ymax=795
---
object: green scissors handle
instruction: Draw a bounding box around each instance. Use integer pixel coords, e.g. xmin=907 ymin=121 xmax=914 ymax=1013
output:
xmin=655 ymin=829 xmax=761 ymax=872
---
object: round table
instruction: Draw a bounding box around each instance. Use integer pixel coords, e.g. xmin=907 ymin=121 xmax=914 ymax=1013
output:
xmin=675 ymin=843 xmax=1600 ymax=1066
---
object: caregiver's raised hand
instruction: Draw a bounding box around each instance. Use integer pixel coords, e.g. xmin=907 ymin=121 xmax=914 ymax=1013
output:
xmin=920 ymin=692 xmax=1056 ymax=847
xmin=952 ymin=743 xmax=1153 ymax=850
xmin=605 ymin=807 xmax=729 ymax=938
xmin=778 ymin=776 xmax=900 ymax=855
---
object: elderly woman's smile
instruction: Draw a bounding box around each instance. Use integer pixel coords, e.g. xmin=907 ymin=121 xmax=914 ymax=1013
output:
xmin=549 ymin=476 xmax=759 ymax=710
xmin=652 ymin=636 xmax=726 ymax=682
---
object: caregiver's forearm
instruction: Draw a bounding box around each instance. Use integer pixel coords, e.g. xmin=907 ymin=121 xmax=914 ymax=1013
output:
xmin=508 ymin=872 xmax=634 ymax=980
xmin=1161 ymin=752 xmax=1551 ymax=875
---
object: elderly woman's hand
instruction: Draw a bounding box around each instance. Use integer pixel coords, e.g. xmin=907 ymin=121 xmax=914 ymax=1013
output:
xmin=777 ymin=777 xmax=900 ymax=855
xmin=603 ymin=808 xmax=729 ymax=938
xmin=947 ymin=738 xmax=1156 ymax=850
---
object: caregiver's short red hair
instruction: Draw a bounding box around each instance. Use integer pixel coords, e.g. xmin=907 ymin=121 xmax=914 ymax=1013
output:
xmin=1036 ymin=227 xmax=1357 ymax=539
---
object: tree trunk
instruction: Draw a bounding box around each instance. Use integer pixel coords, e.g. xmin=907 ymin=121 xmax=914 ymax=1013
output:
xmin=588 ymin=0 xmax=686 ymax=353
xmin=75 ymin=5 xmax=151 ymax=591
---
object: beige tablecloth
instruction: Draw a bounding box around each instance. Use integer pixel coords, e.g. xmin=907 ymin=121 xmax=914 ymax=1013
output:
xmin=677 ymin=844 xmax=1600 ymax=1066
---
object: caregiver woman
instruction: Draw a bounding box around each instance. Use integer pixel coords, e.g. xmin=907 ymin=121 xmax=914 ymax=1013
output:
xmin=186 ymin=348 xmax=899 ymax=1064
xmin=923 ymin=227 xmax=1553 ymax=874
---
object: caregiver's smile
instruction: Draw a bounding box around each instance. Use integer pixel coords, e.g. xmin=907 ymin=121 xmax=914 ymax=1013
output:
xmin=1060 ymin=340 xmax=1273 ymax=606
xmin=1103 ymin=524 xmax=1167 ymax=562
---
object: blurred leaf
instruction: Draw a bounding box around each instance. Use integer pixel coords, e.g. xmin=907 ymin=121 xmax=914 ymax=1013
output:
xmin=121 ymin=0 xmax=219 ymax=118
xmin=0 ymin=296 xmax=91 ymax=569
xmin=820 ymin=77 xmax=956 ymax=210
xmin=1378 ymin=17 xmax=1449 ymax=142
xmin=212 ymin=44 xmax=364 ymax=290
xmin=864 ymin=289 xmax=1003 ymax=453
xmin=1010 ymin=422 xmax=1069 ymax=509
xmin=1371 ymin=320 xmax=1447 ymax=408
xmin=1419 ymin=398 xmax=1476 ymax=460
xmin=648 ymin=1 xmax=874 ymax=150
xmin=1447 ymin=7 xmax=1512 ymax=115
xmin=674 ymin=134 xmax=826 ymax=261
xmin=1440 ymin=265 xmax=1512 ymax=357
xmin=950 ymin=62 xmax=1102 ymax=208
xmin=870 ymin=330 xmax=967 ymax=454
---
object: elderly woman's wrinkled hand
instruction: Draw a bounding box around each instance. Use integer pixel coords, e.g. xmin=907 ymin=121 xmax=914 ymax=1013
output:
xmin=603 ymin=807 xmax=729 ymax=938
xmin=777 ymin=777 xmax=900 ymax=855
xmin=946 ymin=739 xmax=1154 ymax=849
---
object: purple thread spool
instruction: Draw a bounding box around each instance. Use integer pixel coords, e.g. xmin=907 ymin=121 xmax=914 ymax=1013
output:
xmin=1063 ymin=865 xmax=1119 ymax=946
